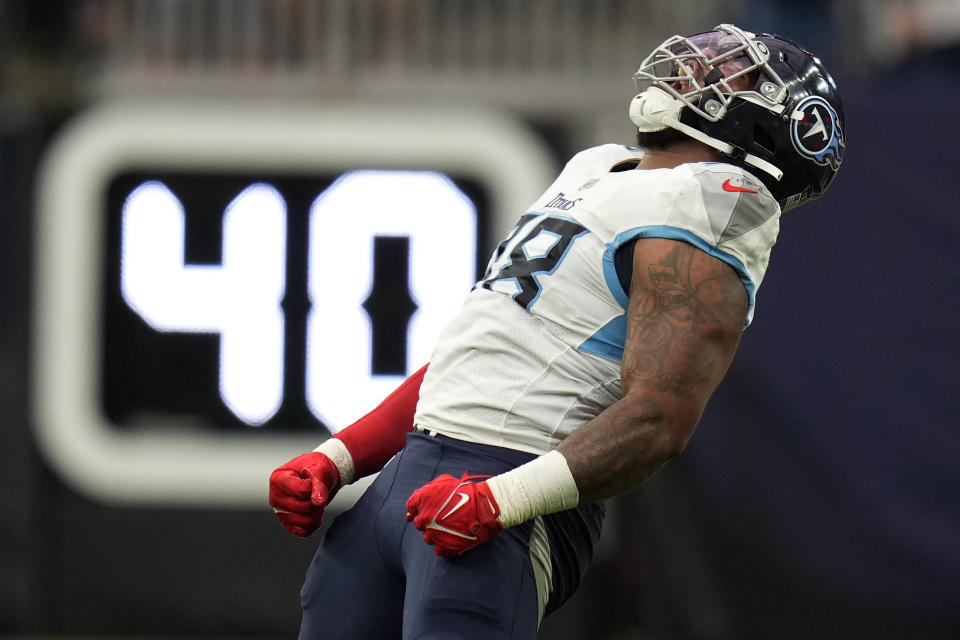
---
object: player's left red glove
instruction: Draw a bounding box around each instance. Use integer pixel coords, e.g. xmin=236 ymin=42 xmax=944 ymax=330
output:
xmin=405 ymin=472 xmax=504 ymax=557
xmin=269 ymin=452 xmax=341 ymax=537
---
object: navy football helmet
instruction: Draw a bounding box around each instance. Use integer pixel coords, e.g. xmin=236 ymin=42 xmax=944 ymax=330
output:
xmin=629 ymin=24 xmax=845 ymax=212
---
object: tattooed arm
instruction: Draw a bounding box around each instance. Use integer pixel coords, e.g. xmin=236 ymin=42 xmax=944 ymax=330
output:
xmin=556 ymin=237 xmax=748 ymax=503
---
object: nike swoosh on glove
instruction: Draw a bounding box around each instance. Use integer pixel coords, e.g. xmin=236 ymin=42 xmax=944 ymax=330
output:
xmin=405 ymin=472 xmax=504 ymax=557
xmin=269 ymin=452 xmax=341 ymax=537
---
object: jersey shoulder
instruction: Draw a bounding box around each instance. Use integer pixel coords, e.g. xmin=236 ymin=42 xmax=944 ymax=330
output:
xmin=561 ymin=144 xmax=645 ymax=176
xmin=670 ymin=162 xmax=780 ymax=245
xmin=530 ymin=145 xmax=645 ymax=213
xmin=682 ymin=162 xmax=776 ymax=201
xmin=601 ymin=161 xmax=781 ymax=326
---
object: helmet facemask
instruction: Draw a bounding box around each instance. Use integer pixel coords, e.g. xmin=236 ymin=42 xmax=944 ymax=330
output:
xmin=633 ymin=25 xmax=789 ymax=125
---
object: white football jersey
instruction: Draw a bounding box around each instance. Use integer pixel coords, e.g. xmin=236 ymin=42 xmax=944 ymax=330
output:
xmin=414 ymin=144 xmax=781 ymax=454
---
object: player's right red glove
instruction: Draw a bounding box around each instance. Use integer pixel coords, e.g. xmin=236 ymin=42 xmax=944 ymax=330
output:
xmin=269 ymin=452 xmax=341 ymax=537
xmin=405 ymin=472 xmax=504 ymax=557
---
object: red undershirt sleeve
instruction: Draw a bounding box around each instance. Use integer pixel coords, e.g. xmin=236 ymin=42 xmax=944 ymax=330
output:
xmin=333 ymin=363 xmax=428 ymax=479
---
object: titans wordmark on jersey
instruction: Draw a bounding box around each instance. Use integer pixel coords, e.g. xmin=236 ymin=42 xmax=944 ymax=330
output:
xmin=414 ymin=144 xmax=781 ymax=455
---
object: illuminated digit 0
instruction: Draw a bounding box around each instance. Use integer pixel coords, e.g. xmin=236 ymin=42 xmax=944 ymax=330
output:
xmin=306 ymin=170 xmax=477 ymax=432
xmin=120 ymin=181 xmax=286 ymax=426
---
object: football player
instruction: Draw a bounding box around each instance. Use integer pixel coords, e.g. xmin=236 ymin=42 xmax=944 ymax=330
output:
xmin=270 ymin=23 xmax=845 ymax=639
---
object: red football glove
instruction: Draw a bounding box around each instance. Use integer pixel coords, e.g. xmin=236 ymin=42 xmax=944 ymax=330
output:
xmin=269 ymin=452 xmax=342 ymax=537
xmin=405 ymin=472 xmax=504 ymax=557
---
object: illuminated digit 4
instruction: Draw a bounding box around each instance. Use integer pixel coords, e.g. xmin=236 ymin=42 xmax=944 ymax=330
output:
xmin=121 ymin=181 xmax=287 ymax=426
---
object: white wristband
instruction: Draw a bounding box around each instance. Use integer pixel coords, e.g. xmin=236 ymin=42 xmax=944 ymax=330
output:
xmin=313 ymin=438 xmax=356 ymax=486
xmin=485 ymin=450 xmax=580 ymax=528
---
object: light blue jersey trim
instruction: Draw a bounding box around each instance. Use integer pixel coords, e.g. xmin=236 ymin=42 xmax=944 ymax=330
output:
xmin=602 ymin=226 xmax=756 ymax=320
xmin=580 ymin=315 xmax=628 ymax=361
xmin=584 ymin=226 xmax=757 ymax=363
xmin=601 ymin=241 xmax=631 ymax=309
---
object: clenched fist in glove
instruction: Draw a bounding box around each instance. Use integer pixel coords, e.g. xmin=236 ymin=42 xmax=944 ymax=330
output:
xmin=268 ymin=364 xmax=430 ymax=537
xmin=269 ymin=452 xmax=342 ymax=537
xmin=405 ymin=472 xmax=504 ymax=557
xmin=406 ymin=450 xmax=582 ymax=557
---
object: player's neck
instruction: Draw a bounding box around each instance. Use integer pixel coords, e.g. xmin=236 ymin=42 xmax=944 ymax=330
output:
xmin=637 ymin=139 xmax=722 ymax=171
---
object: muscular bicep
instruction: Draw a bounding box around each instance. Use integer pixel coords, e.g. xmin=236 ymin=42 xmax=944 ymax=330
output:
xmin=622 ymin=238 xmax=748 ymax=420
xmin=555 ymin=238 xmax=748 ymax=501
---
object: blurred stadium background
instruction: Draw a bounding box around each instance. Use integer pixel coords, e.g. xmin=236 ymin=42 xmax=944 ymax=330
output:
xmin=1 ymin=0 xmax=959 ymax=638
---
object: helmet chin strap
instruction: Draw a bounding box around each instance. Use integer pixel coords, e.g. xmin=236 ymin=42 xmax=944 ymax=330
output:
xmin=629 ymin=87 xmax=783 ymax=182
xmin=629 ymin=85 xmax=683 ymax=132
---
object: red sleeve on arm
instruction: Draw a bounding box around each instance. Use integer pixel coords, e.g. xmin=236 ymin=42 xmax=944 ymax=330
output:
xmin=333 ymin=363 xmax=428 ymax=479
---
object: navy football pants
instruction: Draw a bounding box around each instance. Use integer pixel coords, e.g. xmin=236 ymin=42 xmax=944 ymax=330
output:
xmin=298 ymin=430 xmax=604 ymax=640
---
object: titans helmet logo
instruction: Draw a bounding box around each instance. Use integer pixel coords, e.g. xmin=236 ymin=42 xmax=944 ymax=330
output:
xmin=790 ymin=96 xmax=844 ymax=170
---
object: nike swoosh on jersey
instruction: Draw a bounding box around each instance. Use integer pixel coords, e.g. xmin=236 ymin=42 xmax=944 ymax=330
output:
xmin=722 ymin=178 xmax=758 ymax=194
